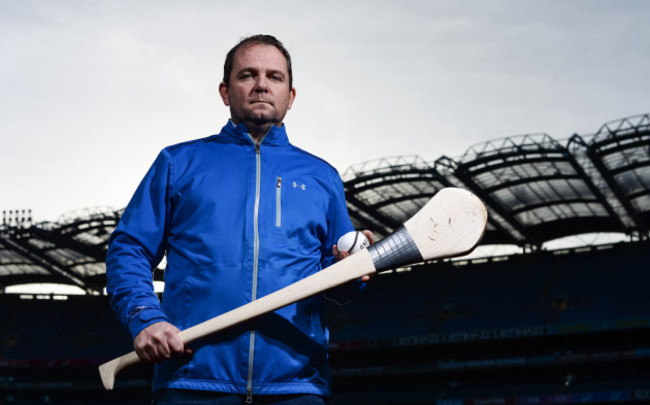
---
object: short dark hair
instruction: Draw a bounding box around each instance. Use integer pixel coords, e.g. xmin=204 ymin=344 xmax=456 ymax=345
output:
xmin=223 ymin=34 xmax=293 ymax=89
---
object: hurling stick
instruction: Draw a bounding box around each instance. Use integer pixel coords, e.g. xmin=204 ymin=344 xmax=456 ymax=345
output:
xmin=99 ymin=187 xmax=487 ymax=390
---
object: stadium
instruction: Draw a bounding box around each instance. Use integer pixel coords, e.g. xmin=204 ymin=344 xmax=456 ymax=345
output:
xmin=1 ymin=112 xmax=649 ymax=404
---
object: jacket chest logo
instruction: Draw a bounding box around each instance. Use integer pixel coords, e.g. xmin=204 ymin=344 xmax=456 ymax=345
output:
xmin=292 ymin=181 xmax=306 ymax=191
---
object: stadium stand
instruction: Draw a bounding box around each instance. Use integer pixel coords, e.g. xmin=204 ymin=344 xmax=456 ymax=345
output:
xmin=1 ymin=112 xmax=650 ymax=404
xmin=328 ymin=240 xmax=650 ymax=388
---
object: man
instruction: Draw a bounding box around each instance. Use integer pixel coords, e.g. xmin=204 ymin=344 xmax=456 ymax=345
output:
xmin=106 ymin=35 xmax=370 ymax=404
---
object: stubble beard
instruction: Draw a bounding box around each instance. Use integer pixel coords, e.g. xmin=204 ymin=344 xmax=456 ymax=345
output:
xmin=242 ymin=110 xmax=283 ymax=138
xmin=246 ymin=113 xmax=278 ymax=126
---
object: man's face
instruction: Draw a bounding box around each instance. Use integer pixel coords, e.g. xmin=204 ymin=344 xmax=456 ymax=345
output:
xmin=219 ymin=44 xmax=296 ymax=132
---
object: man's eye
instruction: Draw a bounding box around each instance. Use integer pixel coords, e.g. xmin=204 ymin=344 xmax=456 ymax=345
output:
xmin=271 ymin=74 xmax=283 ymax=81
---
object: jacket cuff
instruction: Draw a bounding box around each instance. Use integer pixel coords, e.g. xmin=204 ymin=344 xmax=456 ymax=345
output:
xmin=127 ymin=306 xmax=169 ymax=340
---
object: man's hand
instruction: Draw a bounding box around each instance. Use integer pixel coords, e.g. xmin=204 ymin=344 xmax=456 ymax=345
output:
xmin=133 ymin=322 xmax=191 ymax=364
xmin=333 ymin=230 xmax=374 ymax=282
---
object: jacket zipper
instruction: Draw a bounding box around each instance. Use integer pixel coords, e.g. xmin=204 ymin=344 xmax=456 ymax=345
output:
xmin=275 ymin=177 xmax=282 ymax=227
xmin=246 ymin=133 xmax=266 ymax=404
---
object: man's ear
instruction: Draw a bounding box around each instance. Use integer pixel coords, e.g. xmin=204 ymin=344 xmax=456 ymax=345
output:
xmin=219 ymin=82 xmax=230 ymax=106
xmin=287 ymin=87 xmax=296 ymax=110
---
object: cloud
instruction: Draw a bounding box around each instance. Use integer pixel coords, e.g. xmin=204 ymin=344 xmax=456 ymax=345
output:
xmin=1 ymin=0 xmax=649 ymax=220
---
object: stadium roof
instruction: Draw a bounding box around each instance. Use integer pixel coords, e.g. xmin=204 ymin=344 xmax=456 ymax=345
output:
xmin=0 ymin=207 xmax=122 ymax=294
xmin=1 ymin=113 xmax=649 ymax=293
xmin=344 ymin=113 xmax=650 ymax=247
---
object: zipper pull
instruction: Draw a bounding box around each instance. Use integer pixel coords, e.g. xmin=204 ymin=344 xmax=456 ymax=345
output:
xmin=246 ymin=388 xmax=253 ymax=404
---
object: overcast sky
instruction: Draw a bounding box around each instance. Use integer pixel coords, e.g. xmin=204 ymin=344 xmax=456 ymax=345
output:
xmin=2 ymin=0 xmax=649 ymax=222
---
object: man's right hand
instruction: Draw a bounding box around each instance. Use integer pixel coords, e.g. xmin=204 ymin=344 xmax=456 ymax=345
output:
xmin=133 ymin=322 xmax=191 ymax=364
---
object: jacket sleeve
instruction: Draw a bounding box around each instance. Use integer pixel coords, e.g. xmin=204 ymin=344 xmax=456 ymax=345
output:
xmin=106 ymin=150 xmax=173 ymax=339
xmin=321 ymin=169 xmax=366 ymax=304
xmin=320 ymin=169 xmax=354 ymax=269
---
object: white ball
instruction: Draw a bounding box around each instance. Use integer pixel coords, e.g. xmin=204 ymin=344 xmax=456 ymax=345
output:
xmin=337 ymin=231 xmax=370 ymax=254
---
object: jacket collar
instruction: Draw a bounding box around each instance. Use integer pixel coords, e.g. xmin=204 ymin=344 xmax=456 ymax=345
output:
xmin=219 ymin=120 xmax=290 ymax=147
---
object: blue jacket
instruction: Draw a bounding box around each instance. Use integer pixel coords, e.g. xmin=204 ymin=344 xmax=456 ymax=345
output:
xmin=106 ymin=121 xmax=354 ymax=397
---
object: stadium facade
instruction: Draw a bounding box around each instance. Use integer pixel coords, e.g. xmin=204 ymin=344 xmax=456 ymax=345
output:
xmin=1 ymin=113 xmax=649 ymax=404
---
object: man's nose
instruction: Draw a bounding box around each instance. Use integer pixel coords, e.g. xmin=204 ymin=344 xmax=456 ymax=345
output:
xmin=254 ymin=76 xmax=269 ymax=92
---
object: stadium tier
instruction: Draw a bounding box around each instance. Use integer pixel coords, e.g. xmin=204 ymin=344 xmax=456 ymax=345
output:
xmin=1 ymin=241 xmax=649 ymax=404
xmin=1 ymin=112 xmax=650 ymax=404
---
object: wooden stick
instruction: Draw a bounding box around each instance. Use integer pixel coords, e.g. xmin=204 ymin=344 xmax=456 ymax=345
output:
xmin=99 ymin=187 xmax=487 ymax=390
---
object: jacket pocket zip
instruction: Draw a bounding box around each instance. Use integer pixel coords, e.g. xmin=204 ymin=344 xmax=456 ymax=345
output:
xmin=275 ymin=177 xmax=282 ymax=227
